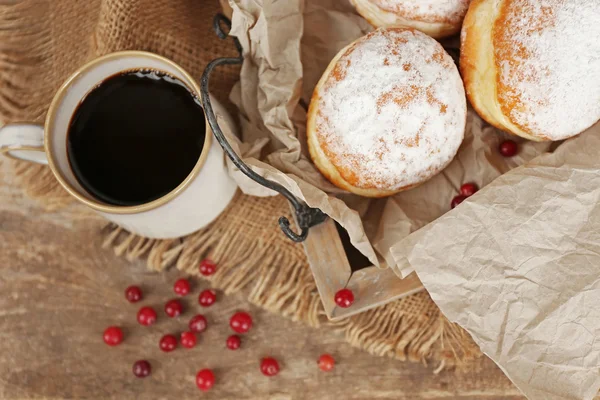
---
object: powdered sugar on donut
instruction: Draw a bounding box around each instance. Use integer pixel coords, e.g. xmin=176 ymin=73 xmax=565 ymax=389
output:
xmin=495 ymin=0 xmax=600 ymax=140
xmin=315 ymin=28 xmax=466 ymax=191
xmin=372 ymin=0 xmax=470 ymax=24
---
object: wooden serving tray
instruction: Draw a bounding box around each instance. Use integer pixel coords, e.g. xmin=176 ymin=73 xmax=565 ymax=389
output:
xmin=220 ymin=0 xmax=423 ymax=320
xmin=302 ymin=218 xmax=424 ymax=320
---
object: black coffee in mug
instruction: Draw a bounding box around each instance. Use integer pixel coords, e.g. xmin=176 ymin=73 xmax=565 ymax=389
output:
xmin=67 ymin=69 xmax=206 ymax=207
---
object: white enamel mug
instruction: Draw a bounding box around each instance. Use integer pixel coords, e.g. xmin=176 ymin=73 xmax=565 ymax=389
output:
xmin=0 ymin=51 xmax=237 ymax=239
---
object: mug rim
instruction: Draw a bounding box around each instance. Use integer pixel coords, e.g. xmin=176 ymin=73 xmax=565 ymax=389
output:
xmin=44 ymin=50 xmax=212 ymax=215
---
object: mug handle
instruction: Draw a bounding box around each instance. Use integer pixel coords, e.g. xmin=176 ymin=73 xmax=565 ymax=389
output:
xmin=0 ymin=123 xmax=48 ymax=164
xmin=201 ymin=14 xmax=327 ymax=243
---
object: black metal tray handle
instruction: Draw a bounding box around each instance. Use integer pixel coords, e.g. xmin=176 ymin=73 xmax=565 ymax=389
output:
xmin=201 ymin=14 xmax=327 ymax=242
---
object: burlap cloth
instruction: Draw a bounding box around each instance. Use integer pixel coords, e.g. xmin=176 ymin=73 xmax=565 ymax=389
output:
xmin=0 ymin=0 xmax=480 ymax=369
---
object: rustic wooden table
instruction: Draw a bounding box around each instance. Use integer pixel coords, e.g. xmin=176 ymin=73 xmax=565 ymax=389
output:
xmin=0 ymin=158 xmax=524 ymax=400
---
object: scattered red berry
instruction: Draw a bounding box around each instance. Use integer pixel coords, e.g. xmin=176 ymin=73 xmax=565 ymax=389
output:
xmin=334 ymin=289 xmax=354 ymax=308
xmin=103 ymin=326 xmax=123 ymax=346
xmin=189 ymin=314 xmax=208 ymax=333
xmin=133 ymin=360 xmax=151 ymax=378
xmin=137 ymin=306 xmax=157 ymax=326
xmin=451 ymin=195 xmax=467 ymax=209
xmin=226 ymin=335 xmax=241 ymax=350
xmin=199 ymin=259 xmax=217 ymax=276
xmin=499 ymin=139 xmax=518 ymax=157
xmin=196 ymin=369 xmax=215 ymax=391
xmin=174 ymin=279 xmax=191 ymax=296
xmin=460 ymin=183 xmax=478 ymax=197
xmin=260 ymin=357 xmax=280 ymax=377
xmin=198 ymin=289 xmax=217 ymax=307
xmin=318 ymin=354 xmax=335 ymax=372
xmin=159 ymin=334 xmax=178 ymax=352
xmin=230 ymin=312 xmax=253 ymax=334
xmin=125 ymin=285 xmax=143 ymax=303
xmin=181 ymin=331 xmax=197 ymax=349
xmin=165 ymin=299 xmax=183 ymax=318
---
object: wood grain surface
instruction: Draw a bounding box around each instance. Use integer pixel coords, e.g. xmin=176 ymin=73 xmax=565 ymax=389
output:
xmin=0 ymin=157 xmax=526 ymax=399
xmin=302 ymin=217 xmax=424 ymax=321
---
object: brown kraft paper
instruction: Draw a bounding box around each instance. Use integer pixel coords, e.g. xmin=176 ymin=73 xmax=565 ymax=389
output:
xmin=225 ymin=0 xmax=552 ymax=267
xmin=224 ymin=0 xmax=600 ymax=398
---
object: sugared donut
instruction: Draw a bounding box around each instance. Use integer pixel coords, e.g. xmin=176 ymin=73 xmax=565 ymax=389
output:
xmin=461 ymin=0 xmax=600 ymax=141
xmin=307 ymin=28 xmax=466 ymax=198
xmin=350 ymin=0 xmax=471 ymax=39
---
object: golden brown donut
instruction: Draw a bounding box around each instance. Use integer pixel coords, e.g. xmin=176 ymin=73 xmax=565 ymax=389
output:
xmin=461 ymin=0 xmax=600 ymax=141
xmin=307 ymin=28 xmax=466 ymax=198
xmin=351 ymin=0 xmax=471 ymax=39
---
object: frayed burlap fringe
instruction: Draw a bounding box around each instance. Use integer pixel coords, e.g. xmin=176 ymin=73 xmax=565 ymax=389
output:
xmin=335 ymin=293 xmax=479 ymax=369
xmin=11 ymin=161 xmax=72 ymax=211
xmin=103 ymin=193 xmax=480 ymax=369
xmin=103 ymin=194 xmax=324 ymax=328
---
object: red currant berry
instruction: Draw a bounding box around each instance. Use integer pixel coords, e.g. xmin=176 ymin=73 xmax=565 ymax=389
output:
xmin=125 ymin=285 xmax=143 ymax=303
xmin=499 ymin=140 xmax=518 ymax=157
xmin=132 ymin=360 xmax=151 ymax=378
xmin=334 ymin=289 xmax=354 ymax=308
xmin=103 ymin=326 xmax=123 ymax=346
xmin=318 ymin=354 xmax=335 ymax=372
xmin=230 ymin=312 xmax=253 ymax=334
xmin=196 ymin=369 xmax=215 ymax=391
xmin=198 ymin=289 xmax=217 ymax=307
xmin=159 ymin=334 xmax=178 ymax=352
xmin=165 ymin=299 xmax=183 ymax=318
xmin=137 ymin=306 xmax=157 ymax=326
xmin=226 ymin=335 xmax=241 ymax=350
xmin=189 ymin=314 xmax=208 ymax=333
xmin=260 ymin=357 xmax=280 ymax=377
xmin=181 ymin=331 xmax=197 ymax=349
xmin=199 ymin=259 xmax=217 ymax=276
xmin=460 ymin=183 xmax=478 ymax=197
xmin=174 ymin=279 xmax=191 ymax=296
xmin=451 ymin=195 xmax=467 ymax=209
